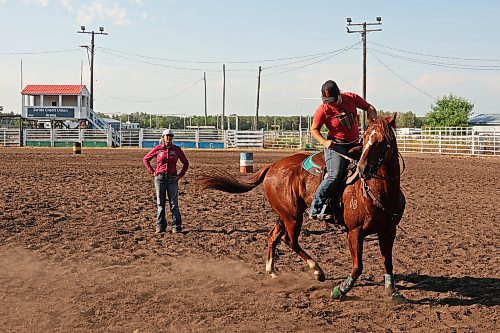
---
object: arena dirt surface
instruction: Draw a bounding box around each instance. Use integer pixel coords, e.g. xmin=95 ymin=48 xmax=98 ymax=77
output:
xmin=0 ymin=147 xmax=499 ymax=332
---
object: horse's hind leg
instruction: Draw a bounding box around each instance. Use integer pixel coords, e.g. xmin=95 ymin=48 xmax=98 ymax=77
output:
xmin=378 ymin=226 xmax=407 ymax=304
xmin=282 ymin=217 xmax=325 ymax=282
xmin=266 ymin=219 xmax=285 ymax=278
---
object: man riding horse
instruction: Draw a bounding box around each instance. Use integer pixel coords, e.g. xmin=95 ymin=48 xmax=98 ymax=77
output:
xmin=309 ymin=80 xmax=378 ymax=221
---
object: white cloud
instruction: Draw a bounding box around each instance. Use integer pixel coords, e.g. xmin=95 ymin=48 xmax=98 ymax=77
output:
xmin=129 ymin=0 xmax=144 ymax=5
xmin=58 ymin=0 xmax=72 ymax=11
xmin=77 ymin=0 xmax=131 ymax=26
xmin=23 ymin=0 xmax=49 ymax=6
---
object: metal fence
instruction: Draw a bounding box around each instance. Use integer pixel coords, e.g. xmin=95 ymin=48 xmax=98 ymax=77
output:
xmin=1 ymin=127 xmax=498 ymax=157
xmin=0 ymin=128 xmax=21 ymax=147
xmin=397 ymin=128 xmax=500 ymax=156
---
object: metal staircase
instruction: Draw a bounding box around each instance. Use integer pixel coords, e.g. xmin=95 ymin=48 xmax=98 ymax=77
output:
xmin=87 ymin=109 xmax=121 ymax=147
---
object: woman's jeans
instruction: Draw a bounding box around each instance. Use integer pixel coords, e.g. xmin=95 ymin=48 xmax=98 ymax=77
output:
xmin=154 ymin=174 xmax=182 ymax=230
xmin=310 ymin=143 xmax=355 ymax=216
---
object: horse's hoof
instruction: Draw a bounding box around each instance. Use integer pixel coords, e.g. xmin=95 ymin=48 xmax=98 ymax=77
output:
xmin=268 ymin=272 xmax=278 ymax=279
xmin=314 ymin=271 xmax=326 ymax=282
xmin=331 ymin=286 xmax=345 ymax=300
xmin=391 ymin=291 xmax=407 ymax=305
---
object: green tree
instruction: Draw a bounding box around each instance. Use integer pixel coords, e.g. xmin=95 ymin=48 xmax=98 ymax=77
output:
xmin=426 ymin=94 xmax=474 ymax=127
xmin=376 ymin=110 xmax=423 ymax=128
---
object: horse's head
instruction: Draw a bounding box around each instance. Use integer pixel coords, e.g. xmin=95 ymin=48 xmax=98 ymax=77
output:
xmin=357 ymin=113 xmax=398 ymax=180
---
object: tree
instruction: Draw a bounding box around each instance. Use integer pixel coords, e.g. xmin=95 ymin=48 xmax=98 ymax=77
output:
xmin=426 ymin=94 xmax=474 ymax=127
xmin=376 ymin=110 xmax=423 ymax=128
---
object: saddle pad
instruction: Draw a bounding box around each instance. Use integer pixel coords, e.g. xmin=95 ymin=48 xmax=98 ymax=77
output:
xmin=302 ymin=151 xmax=323 ymax=176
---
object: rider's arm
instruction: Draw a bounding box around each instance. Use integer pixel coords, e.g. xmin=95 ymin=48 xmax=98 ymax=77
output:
xmin=366 ymin=104 xmax=378 ymax=122
xmin=310 ymin=121 xmax=333 ymax=149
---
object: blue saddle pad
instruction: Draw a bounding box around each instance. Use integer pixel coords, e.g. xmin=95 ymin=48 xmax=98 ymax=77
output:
xmin=302 ymin=151 xmax=323 ymax=176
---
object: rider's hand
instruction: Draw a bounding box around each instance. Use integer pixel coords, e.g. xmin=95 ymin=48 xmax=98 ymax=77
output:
xmin=323 ymin=140 xmax=334 ymax=149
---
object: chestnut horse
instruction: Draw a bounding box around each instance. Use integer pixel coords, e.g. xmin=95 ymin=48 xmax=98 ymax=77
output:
xmin=199 ymin=113 xmax=406 ymax=302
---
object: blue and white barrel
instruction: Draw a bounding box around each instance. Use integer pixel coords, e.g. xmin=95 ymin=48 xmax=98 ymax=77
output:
xmin=239 ymin=152 xmax=254 ymax=173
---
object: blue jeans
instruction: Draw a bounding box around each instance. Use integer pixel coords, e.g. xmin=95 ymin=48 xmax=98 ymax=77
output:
xmin=310 ymin=143 xmax=355 ymax=215
xmin=154 ymin=174 xmax=182 ymax=230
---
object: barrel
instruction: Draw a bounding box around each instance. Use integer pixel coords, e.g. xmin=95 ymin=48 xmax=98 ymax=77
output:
xmin=239 ymin=152 xmax=253 ymax=173
xmin=73 ymin=142 xmax=82 ymax=155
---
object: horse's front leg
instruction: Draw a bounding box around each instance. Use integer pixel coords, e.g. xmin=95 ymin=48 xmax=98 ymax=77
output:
xmin=332 ymin=227 xmax=363 ymax=300
xmin=378 ymin=226 xmax=407 ymax=304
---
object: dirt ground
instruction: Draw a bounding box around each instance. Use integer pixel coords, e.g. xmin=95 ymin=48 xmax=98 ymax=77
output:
xmin=0 ymin=148 xmax=499 ymax=333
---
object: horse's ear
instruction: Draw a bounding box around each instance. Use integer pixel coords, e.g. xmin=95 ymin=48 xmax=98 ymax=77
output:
xmin=388 ymin=112 xmax=397 ymax=128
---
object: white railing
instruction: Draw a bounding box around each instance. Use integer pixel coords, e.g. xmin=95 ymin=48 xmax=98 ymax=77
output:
xmin=3 ymin=127 xmax=499 ymax=156
xmin=226 ymin=130 xmax=264 ymax=148
xmin=0 ymin=128 xmax=21 ymax=146
xmin=264 ymin=131 xmax=302 ymax=149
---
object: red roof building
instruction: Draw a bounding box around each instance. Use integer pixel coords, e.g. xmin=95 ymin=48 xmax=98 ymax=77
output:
xmin=21 ymin=84 xmax=91 ymax=120
xmin=21 ymin=85 xmax=87 ymax=95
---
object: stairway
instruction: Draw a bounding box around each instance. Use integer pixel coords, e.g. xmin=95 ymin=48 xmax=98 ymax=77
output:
xmin=87 ymin=109 xmax=121 ymax=147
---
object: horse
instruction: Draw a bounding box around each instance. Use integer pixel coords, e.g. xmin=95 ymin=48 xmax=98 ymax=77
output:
xmin=199 ymin=113 xmax=406 ymax=302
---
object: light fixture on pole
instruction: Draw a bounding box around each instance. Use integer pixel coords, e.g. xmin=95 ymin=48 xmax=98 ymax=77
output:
xmin=346 ymin=17 xmax=382 ymax=130
xmin=77 ymin=26 xmax=108 ymax=112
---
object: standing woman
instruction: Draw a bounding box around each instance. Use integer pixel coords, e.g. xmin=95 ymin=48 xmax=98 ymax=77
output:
xmin=143 ymin=129 xmax=189 ymax=234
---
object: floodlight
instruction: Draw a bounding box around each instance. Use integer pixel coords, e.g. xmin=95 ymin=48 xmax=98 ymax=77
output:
xmin=81 ymin=25 xmax=85 ymax=31
xmin=376 ymin=17 xmax=382 ymax=22
xmin=99 ymin=26 xmax=104 ymax=32
xmin=346 ymin=17 xmax=352 ymax=23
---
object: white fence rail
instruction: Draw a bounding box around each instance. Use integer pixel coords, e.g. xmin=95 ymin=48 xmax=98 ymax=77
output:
xmin=0 ymin=128 xmax=21 ymax=146
xmin=1 ymin=127 xmax=499 ymax=156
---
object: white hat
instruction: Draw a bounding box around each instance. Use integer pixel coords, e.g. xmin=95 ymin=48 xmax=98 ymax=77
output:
xmin=162 ymin=129 xmax=174 ymax=136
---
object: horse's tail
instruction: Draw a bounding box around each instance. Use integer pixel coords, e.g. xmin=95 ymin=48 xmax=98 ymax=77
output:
xmin=198 ymin=164 xmax=272 ymax=193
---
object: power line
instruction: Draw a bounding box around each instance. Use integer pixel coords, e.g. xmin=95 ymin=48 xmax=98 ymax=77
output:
xmin=266 ymin=50 xmax=356 ymax=76
xmin=263 ymin=43 xmax=360 ymax=76
xmin=370 ymin=48 xmax=500 ymax=71
xmin=97 ymin=43 xmax=361 ymax=73
xmin=96 ymin=79 xmax=203 ymax=103
xmin=97 ymin=45 xmax=356 ymax=64
xmin=369 ymin=50 xmax=436 ymax=100
xmin=0 ymin=48 xmax=80 ymax=55
xmin=369 ymin=41 xmax=500 ymax=62
xmin=264 ymin=42 xmax=360 ymax=70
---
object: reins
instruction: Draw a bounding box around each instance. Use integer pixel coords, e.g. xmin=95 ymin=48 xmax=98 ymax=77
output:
xmin=358 ymin=125 xmax=405 ymax=220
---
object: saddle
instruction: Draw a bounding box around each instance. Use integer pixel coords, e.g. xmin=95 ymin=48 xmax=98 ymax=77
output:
xmin=302 ymin=144 xmax=363 ymax=226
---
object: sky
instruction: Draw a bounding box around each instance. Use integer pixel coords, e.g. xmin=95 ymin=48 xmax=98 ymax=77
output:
xmin=1 ymin=0 xmax=499 ymax=118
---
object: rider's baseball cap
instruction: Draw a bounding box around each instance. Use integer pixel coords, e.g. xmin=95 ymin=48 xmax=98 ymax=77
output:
xmin=162 ymin=129 xmax=174 ymax=136
xmin=321 ymin=80 xmax=340 ymax=103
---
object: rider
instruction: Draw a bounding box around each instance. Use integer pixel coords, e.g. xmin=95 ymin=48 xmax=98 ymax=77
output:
xmin=309 ymin=80 xmax=378 ymax=220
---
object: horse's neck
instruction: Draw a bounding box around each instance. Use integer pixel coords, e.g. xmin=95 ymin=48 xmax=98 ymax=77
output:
xmin=372 ymin=157 xmax=401 ymax=192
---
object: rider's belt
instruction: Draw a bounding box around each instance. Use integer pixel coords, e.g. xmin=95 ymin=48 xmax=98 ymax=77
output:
xmin=326 ymin=135 xmax=348 ymax=143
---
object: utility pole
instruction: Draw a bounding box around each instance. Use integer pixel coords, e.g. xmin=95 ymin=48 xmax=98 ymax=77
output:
xmin=346 ymin=17 xmax=382 ymax=130
xmin=203 ymin=72 xmax=207 ymax=126
xmin=255 ymin=66 xmax=262 ymax=130
xmin=78 ymin=26 xmax=108 ymax=111
xmin=222 ymin=64 xmax=225 ymax=131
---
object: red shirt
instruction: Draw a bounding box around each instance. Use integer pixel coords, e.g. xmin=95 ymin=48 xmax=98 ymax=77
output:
xmin=312 ymin=92 xmax=369 ymax=142
xmin=143 ymin=144 xmax=189 ymax=177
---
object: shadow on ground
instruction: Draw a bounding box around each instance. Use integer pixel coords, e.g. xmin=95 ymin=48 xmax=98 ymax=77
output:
xmin=396 ymin=273 xmax=500 ymax=306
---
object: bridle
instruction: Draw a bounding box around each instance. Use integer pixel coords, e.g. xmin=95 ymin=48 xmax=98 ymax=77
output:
xmin=359 ymin=127 xmax=405 ymax=182
xmin=359 ymin=125 xmax=406 ymax=218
